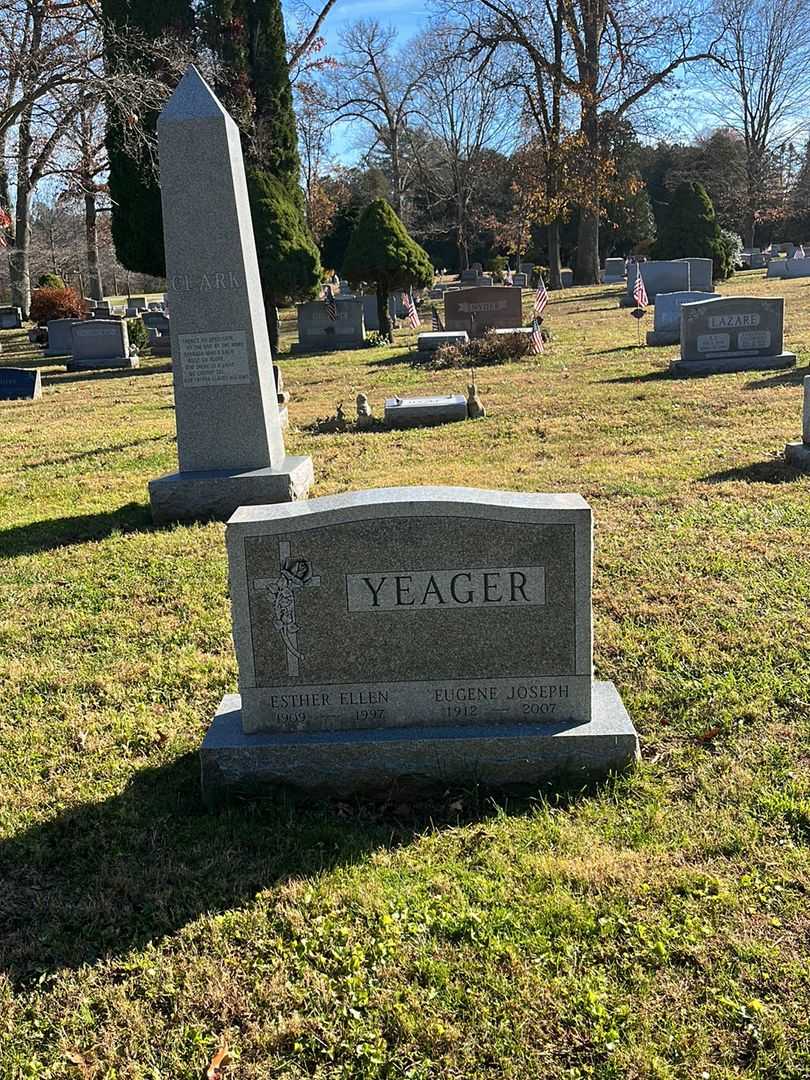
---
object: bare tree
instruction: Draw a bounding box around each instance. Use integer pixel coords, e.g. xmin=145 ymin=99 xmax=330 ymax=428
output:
xmin=287 ymin=0 xmax=340 ymax=78
xmin=330 ymin=19 xmax=429 ymax=217
xmin=449 ymin=0 xmax=716 ymax=283
xmin=704 ymin=0 xmax=810 ymax=245
xmin=0 ymin=0 xmax=187 ymax=313
xmin=410 ymin=26 xmax=512 ymax=271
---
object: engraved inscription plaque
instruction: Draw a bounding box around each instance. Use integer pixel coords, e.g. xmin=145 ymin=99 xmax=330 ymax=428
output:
xmin=178 ymin=330 xmax=251 ymax=388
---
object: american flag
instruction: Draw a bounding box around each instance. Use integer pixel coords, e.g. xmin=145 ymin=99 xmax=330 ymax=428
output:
xmin=403 ymin=291 xmax=421 ymax=328
xmin=323 ymin=285 xmax=337 ymax=320
xmin=633 ymin=264 xmax=648 ymax=308
xmin=505 ymin=267 xmax=513 ymax=285
xmin=529 ymin=318 xmax=544 ymax=355
xmin=431 ymin=305 xmax=444 ymax=331
xmin=533 ymin=277 xmax=548 ymax=318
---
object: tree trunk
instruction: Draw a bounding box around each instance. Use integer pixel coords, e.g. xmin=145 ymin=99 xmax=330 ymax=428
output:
xmin=377 ymin=282 xmax=392 ymax=342
xmin=265 ymin=299 xmax=280 ymax=353
xmin=575 ymin=207 xmax=600 ymax=285
xmin=9 ymin=184 xmax=31 ymax=316
xmin=547 ymin=220 xmax=562 ymax=290
xmin=85 ymin=190 xmax=104 ymax=300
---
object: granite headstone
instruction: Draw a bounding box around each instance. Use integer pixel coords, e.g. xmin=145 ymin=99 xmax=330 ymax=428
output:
xmin=672 ymin=296 xmax=796 ymax=375
xmin=44 ymin=318 xmax=75 ymax=357
xmin=444 ymin=286 xmax=523 ymax=336
xmin=68 ymin=319 xmax=138 ymax=371
xmin=293 ymin=300 xmax=365 ymax=352
xmin=200 ymin=487 xmax=638 ymax=800
xmin=646 ymin=291 xmax=720 ymax=346
xmin=785 ymin=375 xmax=810 ymax=469
xmin=147 ymin=65 xmax=312 ymax=523
xmin=0 ymin=367 xmax=41 ymax=400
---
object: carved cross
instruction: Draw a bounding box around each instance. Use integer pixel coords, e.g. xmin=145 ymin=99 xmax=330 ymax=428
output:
xmin=253 ymin=540 xmax=321 ymax=677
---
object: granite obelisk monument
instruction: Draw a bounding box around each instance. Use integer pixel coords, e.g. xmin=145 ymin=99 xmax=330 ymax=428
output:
xmin=148 ymin=66 xmax=313 ymax=523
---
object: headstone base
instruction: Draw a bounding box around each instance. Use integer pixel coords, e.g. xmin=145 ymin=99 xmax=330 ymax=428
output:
xmin=670 ymin=352 xmax=796 ymax=376
xmin=785 ymin=441 xmax=810 ymax=469
xmin=66 ymin=356 xmax=139 ymax=372
xmin=200 ymin=681 xmax=639 ymax=803
xmin=149 ymin=456 xmax=313 ymax=524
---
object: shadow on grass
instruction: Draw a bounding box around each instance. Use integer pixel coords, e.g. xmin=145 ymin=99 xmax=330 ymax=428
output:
xmin=43 ymin=362 xmax=172 ymax=387
xmin=700 ymin=459 xmax=804 ymax=484
xmin=368 ymin=349 xmax=421 ymax=367
xmin=19 ymin=436 xmax=170 ymax=474
xmin=0 ymin=501 xmax=155 ymax=557
xmin=0 ymin=752 xmax=601 ymax=987
xmin=600 ymin=367 xmax=673 ymax=383
xmin=742 ymin=365 xmax=810 ymax=391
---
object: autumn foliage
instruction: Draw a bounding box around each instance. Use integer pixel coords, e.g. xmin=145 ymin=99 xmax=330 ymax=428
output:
xmin=29 ymin=287 xmax=85 ymax=325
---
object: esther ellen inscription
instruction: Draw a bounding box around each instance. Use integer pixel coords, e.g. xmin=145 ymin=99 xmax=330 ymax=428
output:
xmin=226 ymin=487 xmax=592 ymax=734
xmin=178 ymin=330 xmax=251 ymax=388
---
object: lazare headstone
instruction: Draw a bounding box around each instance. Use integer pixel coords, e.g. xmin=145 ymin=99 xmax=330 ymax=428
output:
xmin=68 ymin=319 xmax=138 ymax=371
xmin=384 ymin=394 xmax=468 ymax=428
xmin=44 ymin=318 xmax=75 ymax=357
xmin=444 ymin=286 xmax=523 ymax=336
xmin=293 ymin=300 xmax=365 ymax=352
xmin=646 ymin=291 xmax=720 ymax=346
xmin=147 ymin=66 xmax=312 ymax=523
xmin=672 ymin=296 xmax=796 ymax=376
xmin=0 ymin=367 xmax=41 ymax=400
xmin=199 ymin=487 xmax=639 ymax=800
xmin=785 ymin=375 xmax=810 ymax=470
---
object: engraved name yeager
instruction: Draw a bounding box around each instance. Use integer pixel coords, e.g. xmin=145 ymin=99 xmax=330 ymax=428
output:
xmin=347 ymin=566 xmax=545 ymax=611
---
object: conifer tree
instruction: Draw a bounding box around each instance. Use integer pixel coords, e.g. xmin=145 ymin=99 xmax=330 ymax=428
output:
xmin=101 ymin=0 xmax=193 ymax=276
xmin=651 ymin=181 xmax=731 ymax=280
xmin=342 ymin=199 xmax=433 ymax=341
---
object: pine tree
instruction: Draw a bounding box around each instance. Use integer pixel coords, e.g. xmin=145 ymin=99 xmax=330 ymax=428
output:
xmin=342 ymin=199 xmax=434 ymax=341
xmin=101 ymin=0 xmax=194 ymax=276
xmin=651 ymin=181 xmax=731 ymax=280
xmin=201 ymin=0 xmax=321 ymax=343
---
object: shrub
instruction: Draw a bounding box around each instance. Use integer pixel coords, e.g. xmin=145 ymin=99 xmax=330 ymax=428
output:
xmin=651 ymin=181 xmax=733 ymax=280
xmin=29 ymin=286 xmax=84 ymax=325
xmin=486 ymin=255 xmax=507 ymax=274
xmin=415 ymin=329 xmax=550 ymax=370
xmin=127 ymin=318 xmax=149 ymax=352
xmin=37 ymin=273 xmax=65 ymax=289
xmin=719 ymin=229 xmax=743 ymax=275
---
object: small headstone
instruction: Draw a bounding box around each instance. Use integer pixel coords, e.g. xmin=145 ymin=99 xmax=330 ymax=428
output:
xmin=68 ymin=319 xmax=138 ymax=371
xmin=384 ymin=394 xmax=468 ymax=427
xmin=0 ymin=367 xmax=41 ymax=400
xmin=785 ymin=375 xmax=810 ymax=469
xmin=512 ymin=273 xmax=528 ymax=287
xmin=128 ymin=296 xmax=148 ymax=310
xmin=199 ymin=487 xmax=638 ymax=800
xmin=147 ymin=65 xmax=312 ymax=523
xmin=560 ymin=269 xmax=574 ymax=287
xmin=603 ymin=257 xmax=626 ymax=281
xmin=0 ymin=306 xmax=23 ymax=329
xmin=646 ymin=291 xmax=720 ymax=346
xmin=444 ymin=286 xmax=523 ymax=337
xmin=293 ymin=300 xmax=366 ymax=352
xmin=44 ymin=318 xmax=75 ymax=357
xmin=519 ymin=262 xmax=534 ymax=278
xmin=672 ymin=296 xmax=796 ymax=375
xmin=783 ymin=260 xmax=810 ymax=278
xmin=766 ymin=259 xmax=787 ymax=278
xmin=417 ymin=331 xmax=468 ymax=352
xmin=460 ymin=269 xmax=479 ymax=283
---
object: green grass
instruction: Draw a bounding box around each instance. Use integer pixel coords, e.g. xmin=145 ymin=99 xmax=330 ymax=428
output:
xmin=1 ymin=271 xmax=809 ymax=1078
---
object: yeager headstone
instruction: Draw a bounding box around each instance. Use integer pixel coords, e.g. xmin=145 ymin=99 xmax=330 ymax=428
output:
xmin=200 ymin=487 xmax=638 ymax=800
xmin=148 ymin=66 xmax=312 ymax=523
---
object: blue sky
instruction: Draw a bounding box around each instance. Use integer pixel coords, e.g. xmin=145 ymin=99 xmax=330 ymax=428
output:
xmin=290 ymin=0 xmax=421 ymax=51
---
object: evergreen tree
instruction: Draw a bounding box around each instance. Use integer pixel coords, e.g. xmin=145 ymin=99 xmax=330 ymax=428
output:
xmin=342 ymin=199 xmax=433 ymax=341
xmin=320 ymin=205 xmax=360 ymax=274
xmin=101 ymin=0 xmax=193 ymax=276
xmin=249 ymin=170 xmax=321 ymax=350
xmin=200 ymin=0 xmax=321 ymax=342
xmin=651 ymin=181 xmax=731 ymax=281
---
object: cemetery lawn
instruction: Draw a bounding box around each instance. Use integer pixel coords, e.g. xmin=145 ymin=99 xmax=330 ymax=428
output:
xmin=2 ymin=271 xmax=809 ymax=1079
